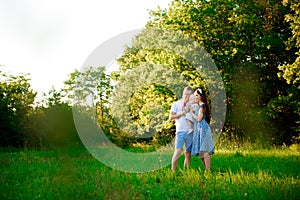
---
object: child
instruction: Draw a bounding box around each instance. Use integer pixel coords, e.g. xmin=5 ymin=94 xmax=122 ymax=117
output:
xmin=185 ymin=94 xmax=199 ymax=134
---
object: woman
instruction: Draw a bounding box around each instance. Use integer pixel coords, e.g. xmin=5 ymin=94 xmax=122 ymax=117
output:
xmin=189 ymin=89 xmax=214 ymax=170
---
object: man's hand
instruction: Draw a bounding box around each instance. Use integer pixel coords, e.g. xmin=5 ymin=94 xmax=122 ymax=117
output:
xmin=169 ymin=111 xmax=185 ymax=121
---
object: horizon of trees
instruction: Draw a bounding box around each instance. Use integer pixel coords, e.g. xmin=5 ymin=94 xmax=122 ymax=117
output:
xmin=0 ymin=0 xmax=299 ymax=149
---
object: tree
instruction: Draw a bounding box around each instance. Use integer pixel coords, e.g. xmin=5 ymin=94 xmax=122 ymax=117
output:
xmin=30 ymin=88 xmax=80 ymax=148
xmin=63 ymin=66 xmax=116 ymax=142
xmin=279 ymin=0 xmax=300 ymax=89
xmin=0 ymin=70 xmax=36 ymax=147
xmin=264 ymin=0 xmax=300 ymax=144
xmin=111 ymin=64 xmax=187 ymax=138
xmin=116 ymin=0 xmax=297 ymax=145
xmin=64 ymin=66 xmax=113 ymax=118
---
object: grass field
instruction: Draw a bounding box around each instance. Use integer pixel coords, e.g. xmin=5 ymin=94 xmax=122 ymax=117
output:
xmin=0 ymin=145 xmax=299 ymax=200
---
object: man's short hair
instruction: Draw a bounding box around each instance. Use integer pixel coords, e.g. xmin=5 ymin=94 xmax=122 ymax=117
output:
xmin=184 ymin=86 xmax=194 ymax=93
xmin=182 ymin=86 xmax=194 ymax=98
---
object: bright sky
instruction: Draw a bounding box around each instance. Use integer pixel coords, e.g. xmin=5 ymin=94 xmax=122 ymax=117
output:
xmin=0 ymin=0 xmax=170 ymax=99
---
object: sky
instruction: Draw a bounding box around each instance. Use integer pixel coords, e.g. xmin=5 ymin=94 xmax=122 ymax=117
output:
xmin=0 ymin=0 xmax=171 ymax=99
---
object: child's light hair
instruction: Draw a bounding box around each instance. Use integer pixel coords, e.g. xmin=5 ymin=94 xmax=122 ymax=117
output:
xmin=189 ymin=94 xmax=196 ymax=102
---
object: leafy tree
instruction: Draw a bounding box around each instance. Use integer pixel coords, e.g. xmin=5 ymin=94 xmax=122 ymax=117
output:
xmin=28 ymin=88 xmax=81 ymax=148
xmin=41 ymin=87 xmax=65 ymax=107
xmin=63 ymin=66 xmax=121 ymax=144
xmin=64 ymin=66 xmax=113 ymax=118
xmin=264 ymin=0 xmax=300 ymax=144
xmin=115 ymin=0 xmax=297 ymax=145
xmin=34 ymin=107 xmax=79 ymax=148
xmin=279 ymin=0 xmax=300 ymax=89
xmin=0 ymin=70 xmax=36 ymax=147
xmin=111 ymin=64 xmax=187 ymax=138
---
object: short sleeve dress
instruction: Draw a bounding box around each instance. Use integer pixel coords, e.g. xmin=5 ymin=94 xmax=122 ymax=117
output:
xmin=191 ymin=104 xmax=214 ymax=156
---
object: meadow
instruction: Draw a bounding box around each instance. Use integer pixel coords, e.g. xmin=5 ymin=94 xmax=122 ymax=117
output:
xmin=0 ymin=145 xmax=299 ymax=200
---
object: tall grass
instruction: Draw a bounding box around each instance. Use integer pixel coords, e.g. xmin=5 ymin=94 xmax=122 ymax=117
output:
xmin=0 ymin=145 xmax=299 ymax=199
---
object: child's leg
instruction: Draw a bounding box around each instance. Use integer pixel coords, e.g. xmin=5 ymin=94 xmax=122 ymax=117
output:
xmin=187 ymin=119 xmax=194 ymax=133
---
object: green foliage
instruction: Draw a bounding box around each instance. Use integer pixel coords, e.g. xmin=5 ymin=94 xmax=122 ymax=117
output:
xmin=63 ymin=66 xmax=133 ymax=147
xmin=32 ymin=104 xmax=80 ymax=148
xmin=279 ymin=0 xmax=300 ymax=89
xmin=1 ymin=0 xmax=300 ymax=149
xmin=263 ymin=87 xmax=300 ymax=145
xmin=115 ymin=0 xmax=298 ymax=145
xmin=270 ymin=0 xmax=300 ymax=145
xmin=64 ymin=66 xmax=113 ymax=111
xmin=0 ymin=70 xmax=36 ymax=147
xmin=111 ymin=64 xmax=186 ymax=139
xmin=41 ymin=87 xmax=65 ymax=107
xmin=27 ymin=88 xmax=81 ymax=148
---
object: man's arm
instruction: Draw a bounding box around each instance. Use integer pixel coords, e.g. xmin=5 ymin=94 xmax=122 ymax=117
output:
xmin=169 ymin=111 xmax=185 ymax=121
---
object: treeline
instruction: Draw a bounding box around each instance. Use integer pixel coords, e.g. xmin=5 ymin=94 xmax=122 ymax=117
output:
xmin=1 ymin=0 xmax=299 ymax=149
xmin=0 ymin=72 xmax=78 ymax=148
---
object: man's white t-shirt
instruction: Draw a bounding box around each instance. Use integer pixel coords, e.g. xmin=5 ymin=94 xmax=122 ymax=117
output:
xmin=170 ymin=100 xmax=189 ymax=133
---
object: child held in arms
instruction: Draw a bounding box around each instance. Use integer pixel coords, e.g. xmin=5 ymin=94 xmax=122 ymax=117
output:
xmin=184 ymin=94 xmax=199 ymax=134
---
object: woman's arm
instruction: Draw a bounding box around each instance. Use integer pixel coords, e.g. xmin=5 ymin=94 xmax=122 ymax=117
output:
xmin=190 ymin=106 xmax=204 ymax=122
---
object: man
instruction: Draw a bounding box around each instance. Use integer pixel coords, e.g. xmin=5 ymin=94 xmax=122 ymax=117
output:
xmin=169 ymin=86 xmax=194 ymax=171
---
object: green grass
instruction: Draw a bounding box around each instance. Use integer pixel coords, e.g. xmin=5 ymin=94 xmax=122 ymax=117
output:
xmin=0 ymin=146 xmax=299 ymax=200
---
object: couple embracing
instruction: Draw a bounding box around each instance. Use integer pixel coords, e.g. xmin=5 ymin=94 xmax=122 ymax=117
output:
xmin=169 ymin=86 xmax=214 ymax=171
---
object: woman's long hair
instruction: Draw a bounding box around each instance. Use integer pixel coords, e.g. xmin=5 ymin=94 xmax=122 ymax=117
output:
xmin=196 ymin=89 xmax=211 ymax=124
